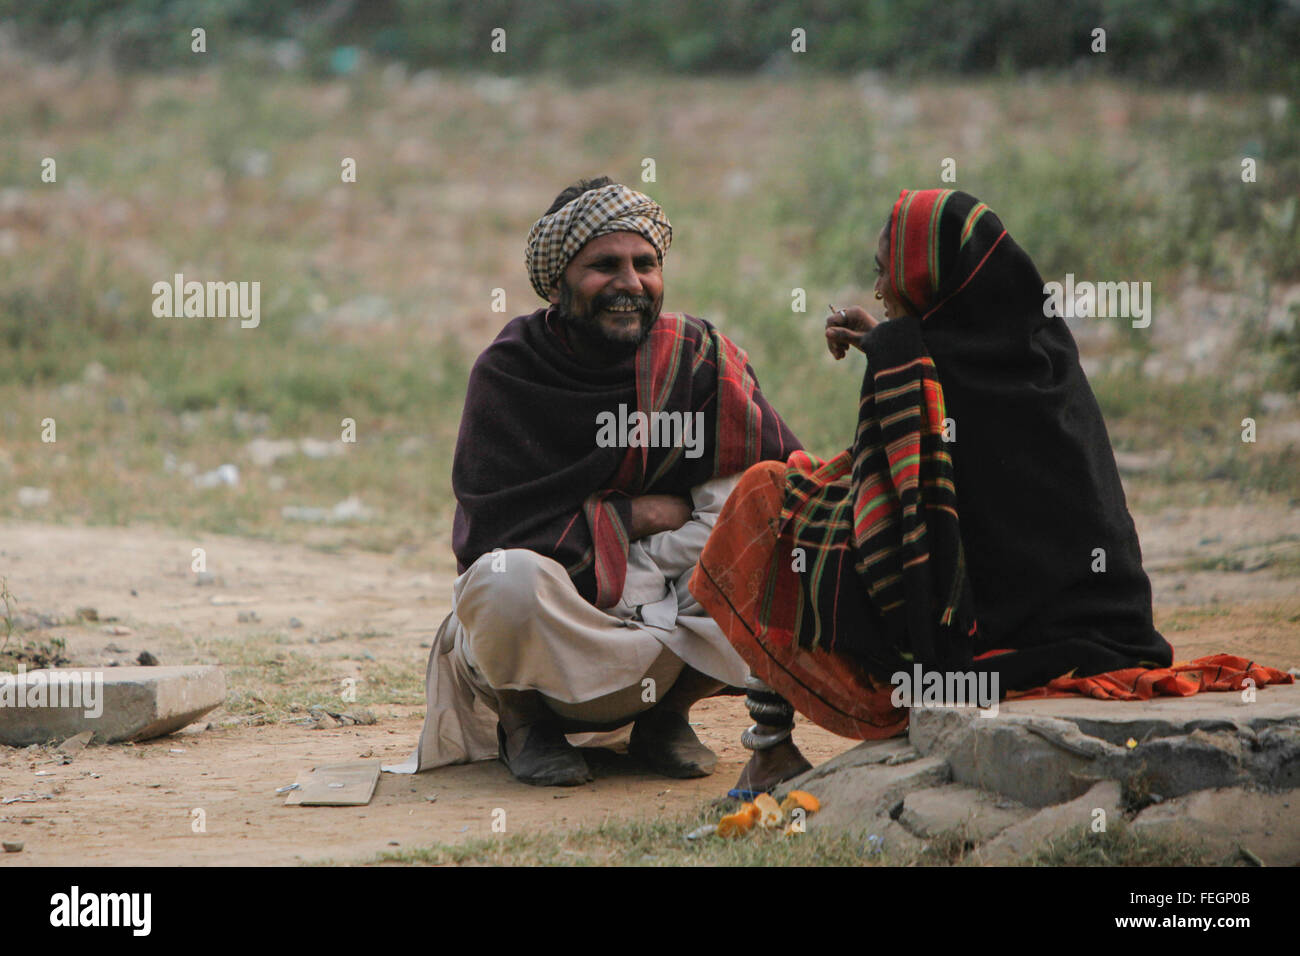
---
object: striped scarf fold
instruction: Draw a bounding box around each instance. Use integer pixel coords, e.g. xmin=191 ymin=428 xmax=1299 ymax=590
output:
xmin=584 ymin=313 xmax=787 ymax=607
xmin=779 ymin=316 xmax=977 ymax=673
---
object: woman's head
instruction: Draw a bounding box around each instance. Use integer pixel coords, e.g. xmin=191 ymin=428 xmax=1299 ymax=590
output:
xmin=876 ymin=189 xmax=1038 ymax=323
xmin=870 ymin=189 xmax=1054 ymax=352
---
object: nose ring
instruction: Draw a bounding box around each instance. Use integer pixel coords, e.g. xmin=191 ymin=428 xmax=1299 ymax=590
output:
xmin=875 ymin=291 xmax=883 ymax=300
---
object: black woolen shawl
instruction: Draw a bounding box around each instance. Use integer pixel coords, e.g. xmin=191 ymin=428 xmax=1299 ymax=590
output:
xmin=912 ymin=192 xmax=1172 ymax=688
xmin=451 ymin=307 xmax=800 ymax=607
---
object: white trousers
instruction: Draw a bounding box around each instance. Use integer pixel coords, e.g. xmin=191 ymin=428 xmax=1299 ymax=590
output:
xmin=384 ymin=475 xmax=747 ymax=773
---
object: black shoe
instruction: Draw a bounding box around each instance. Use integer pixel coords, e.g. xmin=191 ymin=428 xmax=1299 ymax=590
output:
xmin=629 ymin=710 xmax=717 ymax=778
xmin=496 ymin=722 xmax=592 ymax=787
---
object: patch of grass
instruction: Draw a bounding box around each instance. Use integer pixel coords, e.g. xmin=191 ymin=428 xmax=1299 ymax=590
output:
xmin=1092 ymin=370 xmax=1300 ymax=501
xmin=353 ymin=658 xmax=425 ymax=708
xmin=917 ymin=827 xmax=977 ymax=866
xmin=0 ymin=576 xmax=15 ymax=655
xmin=4 ymin=66 xmax=1299 ymax=542
xmin=357 ymin=802 xmax=903 ymax=866
xmin=198 ymin=631 xmax=342 ymax=719
xmin=1156 ymin=605 xmax=1238 ymax=633
xmin=0 ymin=579 xmax=71 ymax=670
xmin=355 ymin=805 xmax=1214 ymax=867
xmin=1033 ymin=821 xmax=1210 ymax=867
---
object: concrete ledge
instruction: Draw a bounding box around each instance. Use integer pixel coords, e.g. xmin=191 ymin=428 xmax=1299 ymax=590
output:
xmin=0 ymin=665 xmax=226 ymax=746
xmin=908 ymin=683 xmax=1300 ymax=805
xmin=899 ymin=785 xmax=1034 ymax=842
xmin=996 ymin=683 xmax=1300 ymax=744
xmin=793 ymin=682 xmax=1299 ymax=860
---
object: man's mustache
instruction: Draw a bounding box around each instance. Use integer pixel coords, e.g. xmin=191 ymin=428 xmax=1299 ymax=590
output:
xmin=591 ymin=292 xmax=654 ymax=314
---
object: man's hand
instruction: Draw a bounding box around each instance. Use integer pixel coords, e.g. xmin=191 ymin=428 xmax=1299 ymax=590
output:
xmin=629 ymin=494 xmax=693 ymax=540
xmin=825 ymin=305 xmax=881 ymax=360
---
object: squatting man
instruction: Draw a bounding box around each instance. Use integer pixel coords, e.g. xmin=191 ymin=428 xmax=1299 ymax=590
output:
xmin=386 ymin=178 xmax=800 ymax=785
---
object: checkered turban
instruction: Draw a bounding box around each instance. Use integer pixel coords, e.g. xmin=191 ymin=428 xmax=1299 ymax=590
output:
xmin=525 ymin=183 xmax=673 ymax=300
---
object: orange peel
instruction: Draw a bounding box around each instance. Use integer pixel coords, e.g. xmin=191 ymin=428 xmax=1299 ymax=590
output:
xmin=717 ymin=802 xmax=760 ymax=837
xmin=755 ymin=792 xmax=784 ymax=829
xmin=780 ymin=790 xmax=821 ymax=815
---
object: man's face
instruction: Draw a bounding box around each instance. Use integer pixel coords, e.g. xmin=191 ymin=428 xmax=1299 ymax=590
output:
xmin=550 ymin=231 xmax=664 ymax=360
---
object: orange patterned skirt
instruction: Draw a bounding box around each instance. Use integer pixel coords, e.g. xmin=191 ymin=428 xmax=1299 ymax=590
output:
xmin=690 ymin=461 xmax=1294 ymax=739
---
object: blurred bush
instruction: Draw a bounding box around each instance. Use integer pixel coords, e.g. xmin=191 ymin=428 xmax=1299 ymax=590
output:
xmin=2 ymin=0 xmax=1298 ymax=89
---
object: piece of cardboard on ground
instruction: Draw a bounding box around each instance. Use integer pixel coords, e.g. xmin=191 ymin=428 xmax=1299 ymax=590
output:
xmin=0 ymin=665 xmax=226 ymax=747
xmin=285 ymin=761 xmax=380 ymax=806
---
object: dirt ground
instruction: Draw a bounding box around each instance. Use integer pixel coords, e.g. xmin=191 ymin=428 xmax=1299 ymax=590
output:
xmin=1 ymin=505 xmax=1298 ymax=866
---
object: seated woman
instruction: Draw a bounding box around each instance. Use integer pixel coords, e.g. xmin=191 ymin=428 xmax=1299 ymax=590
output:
xmin=691 ymin=189 xmax=1177 ymax=793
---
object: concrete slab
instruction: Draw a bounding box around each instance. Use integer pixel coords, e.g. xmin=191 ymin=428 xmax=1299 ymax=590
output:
xmin=909 ymin=683 xmax=1300 ymax=805
xmin=1132 ymin=787 xmax=1300 ymax=866
xmin=788 ymin=681 xmax=1298 ymax=857
xmin=898 ymin=785 xmax=1034 ymax=842
xmin=775 ymin=753 xmax=950 ymax=832
xmin=0 ymin=665 xmax=225 ymax=746
xmin=975 ymin=781 xmax=1125 ymax=865
xmin=997 ymin=682 xmax=1300 ymax=745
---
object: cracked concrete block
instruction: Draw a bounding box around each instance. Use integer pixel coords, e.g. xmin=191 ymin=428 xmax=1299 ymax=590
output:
xmin=975 ymin=781 xmax=1124 ymax=865
xmin=782 ymin=735 xmax=918 ymax=788
xmin=781 ymin=681 xmax=1298 ymax=861
xmin=898 ymin=784 xmax=1034 ymax=842
xmin=846 ymin=816 xmax=927 ymax=861
xmin=908 ymin=705 xmax=980 ymax=757
xmin=1125 ymin=729 xmax=1251 ymax=799
xmin=1252 ymin=724 xmax=1300 ymax=789
xmin=907 ymin=685 xmax=1300 ymax=804
xmin=947 ymin=720 xmax=1100 ymax=807
xmin=911 ymin=707 xmax=1107 ymax=807
xmin=1132 ymin=787 xmax=1300 ymax=866
xmin=0 ymin=666 xmax=226 ymax=746
xmin=775 ymin=755 xmax=951 ymax=832
xmin=997 ymin=683 xmax=1300 ymax=746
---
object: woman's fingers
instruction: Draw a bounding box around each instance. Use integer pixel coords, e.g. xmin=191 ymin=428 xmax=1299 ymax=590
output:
xmin=824 ymin=326 xmax=846 ymax=359
xmin=825 ymin=325 xmax=865 ymax=356
xmin=825 ymin=305 xmax=879 ymax=333
xmin=840 ymin=305 xmax=880 ymax=330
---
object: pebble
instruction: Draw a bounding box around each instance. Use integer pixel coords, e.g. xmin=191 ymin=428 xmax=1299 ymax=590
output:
xmin=16 ymin=487 xmax=50 ymax=508
xmin=2 ymin=842 xmax=23 ymax=853
xmin=193 ymin=464 xmax=240 ymax=489
xmin=57 ymin=731 xmax=94 ymax=755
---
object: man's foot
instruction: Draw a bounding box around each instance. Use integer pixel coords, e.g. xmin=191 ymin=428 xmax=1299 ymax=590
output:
xmin=629 ymin=709 xmax=717 ymax=778
xmin=732 ymin=737 xmax=812 ymax=794
xmin=497 ymin=722 xmax=592 ymax=787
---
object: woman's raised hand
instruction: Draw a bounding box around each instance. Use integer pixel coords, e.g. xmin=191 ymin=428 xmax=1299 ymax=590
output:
xmin=825 ymin=305 xmax=880 ymax=360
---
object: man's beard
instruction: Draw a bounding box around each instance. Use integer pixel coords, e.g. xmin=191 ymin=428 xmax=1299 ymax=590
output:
xmin=555 ymin=281 xmax=659 ymax=362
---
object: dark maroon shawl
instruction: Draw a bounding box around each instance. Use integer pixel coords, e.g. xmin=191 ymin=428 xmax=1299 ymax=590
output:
xmin=452 ymin=308 xmax=801 ymax=608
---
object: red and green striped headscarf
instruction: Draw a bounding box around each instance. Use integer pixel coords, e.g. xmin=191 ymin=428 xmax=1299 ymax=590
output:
xmin=889 ymin=189 xmax=993 ymax=317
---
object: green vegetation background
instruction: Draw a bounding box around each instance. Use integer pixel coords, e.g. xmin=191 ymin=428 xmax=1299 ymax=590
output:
xmin=6 ymin=0 xmax=1300 ymax=89
xmin=2 ymin=1 xmax=1298 ymax=557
